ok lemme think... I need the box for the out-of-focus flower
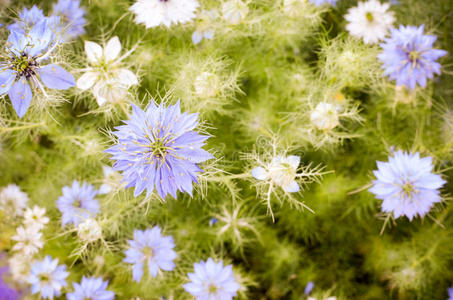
[7,5,45,34]
[192,10,218,45]
[11,226,43,256]
[105,101,214,199]
[183,258,240,300]
[52,0,86,41]
[67,276,115,300]
[123,226,177,282]
[448,286,453,300]
[27,256,69,299]
[129,0,199,28]
[378,25,447,90]
[77,36,138,107]
[193,72,220,98]
[23,206,49,230]
[0,184,29,217]
[77,218,102,243]
[57,181,100,226]
[310,102,340,131]
[0,266,21,300]
[8,254,30,283]
[98,165,122,194]
[305,281,315,295]
[345,0,395,44]
[222,0,249,25]
[369,151,446,220]
[309,0,337,6]
[252,155,301,193]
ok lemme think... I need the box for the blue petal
[38,64,75,90]
[0,68,16,94]
[8,77,32,118]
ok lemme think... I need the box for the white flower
[129,0,199,28]
[192,10,218,45]
[0,184,29,217]
[310,102,340,131]
[77,36,138,106]
[345,0,395,44]
[99,165,122,194]
[9,253,31,283]
[194,72,220,98]
[11,226,44,256]
[77,218,102,243]
[222,0,249,25]
[23,206,50,230]
[252,155,300,193]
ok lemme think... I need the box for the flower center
[365,12,374,22]
[402,182,415,198]
[73,198,82,208]
[149,137,169,160]
[39,273,51,284]
[208,283,218,294]
[11,53,38,79]
[409,50,420,64]
[142,246,154,260]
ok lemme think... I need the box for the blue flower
[7,5,45,34]
[67,276,115,300]
[27,256,69,299]
[105,101,214,199]
[0,19,75,118]
[378,25,447,90]
[448,287,453,300]
[369,150,446,220]
[0,266,21,300]
[309,0,338,6]
[183,258,240,300]
[304,281,314,295]
[52,0,86,41]
[57,181,100,226]
[123,226,177,282]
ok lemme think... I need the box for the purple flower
[123,226,177,282]
[7,5,45,34]
[0,266,21,300]
[105,101,214,199]
[448,286,453,300]
[304,281,314,295]
[52,0,86,41]
[27,256,68,299]
[67,276,115,300]
[369,150,446,220]
[0,19,75,118]
[309,0,338,6]
[57,181,100,226]
[378,25,447,90]
[183,258,240,300]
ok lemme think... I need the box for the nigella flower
[123,226,177,282]
[23,205,50,230]
[448,286,453,300]
[67,276,115,300]
[129,0,200,29]
[52,0,87,41]
[0,184,29,217]
[0,19,75,118]
[310,102,340,131]
[369,150,446,220]
[222,0,249,25]
[105,101,214,199]
[7,5,45,34]
[183,258,240,300]
[57,181,100,226]
[192,10,218,45]
[378,25,447,90]
[11,226,44,256]
[345,0,395,44]
[252,155,301,193]
[27,256,69,299]
[309,0,338,6]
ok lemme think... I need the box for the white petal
[76,72,98,90]
[85,41,103,64]
[115,69,138,86]
[252,167,268,180]
[104,36,122,62]
[282,180,300,193]
[93,82,108,106]
[286,155,300,171]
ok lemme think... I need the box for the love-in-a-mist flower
[183,258,240,300]
[105,101,214,199]
[378,25,447,90]
[52,0,86,41]
[252,155,301,193]
[11,226,44,256]
[77,218,102,243]
[310,102,340,131]
[0,19,75,118]
[448,287,453,300]
[57,181,100,226]
[23,205,49,230]
[77,36,138,107]
[129,0,199,28]
[222,0,249,25]
[8,254,30,283]
[27,256,68,299]
[67,276,115,300]
[369,151,446,220]
[123,226,177,282]
[345,0,395,44]
[309,0,338,6]
[8,5,45,34]
[98,165,122,194]
[192,10,218,45]
[0,184,28,217]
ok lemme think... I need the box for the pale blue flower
[8,5,45,34]
[27,256,68,299]
[0,19,75,118]
[67,276,115,300]
[57,181,100,226]
[309,0,338,6]
[52,0,86,41]
[183,258,240,300]
[305,281,314,295]
[378,25,447,90]
[0,265,21,300]
[448,287,453,300]
[105,101,214,199]
[369,150,446,220]
[123,226,177,282]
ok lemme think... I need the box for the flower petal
[104,36,121,62]
[0,68,16,94]
[37,64,75,90]
[252,167,268,180]
[76,71,98,90]
[115,68,138,86]
[8,77,32,118]
[85,41,103,64]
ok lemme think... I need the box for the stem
[0,122,45,133]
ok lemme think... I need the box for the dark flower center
[11,52,38,79]
[409,50,420,64]
[39,273,51,284]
